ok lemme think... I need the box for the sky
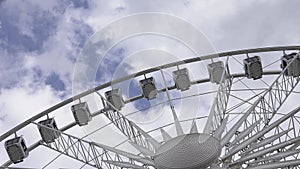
[0,0,300,168]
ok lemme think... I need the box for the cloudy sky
[0,0,300,168]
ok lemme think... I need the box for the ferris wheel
[1,45,300,169]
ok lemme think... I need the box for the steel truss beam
[221,54,300,164]
[227,106,300,168]
[33,122,153,169]
[98,93,160,153]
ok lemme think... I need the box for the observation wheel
[1,45,300,169]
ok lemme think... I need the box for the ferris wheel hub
[153,133,221,169]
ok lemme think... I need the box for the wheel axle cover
[154,133,221,169]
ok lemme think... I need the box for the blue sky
[0,0,300,168]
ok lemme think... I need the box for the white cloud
[0,51,25,88]
[0,84,61,134]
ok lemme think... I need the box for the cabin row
[4,53,300,164]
